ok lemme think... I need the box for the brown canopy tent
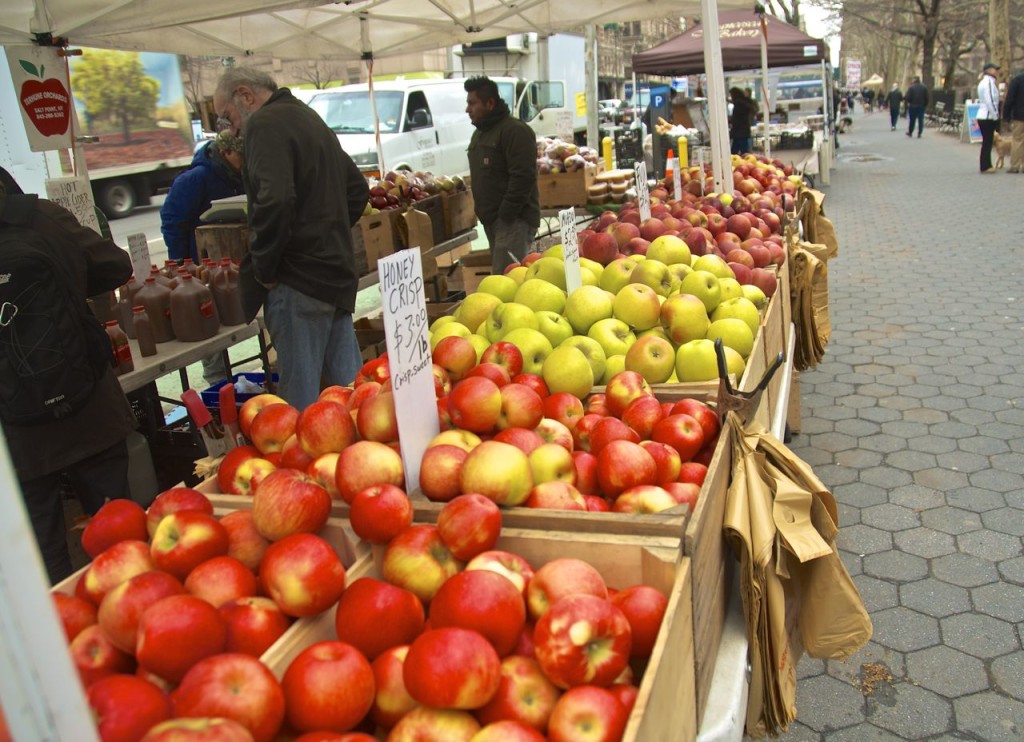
[632,10,828,75]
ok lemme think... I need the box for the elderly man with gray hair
[214,67,370,408]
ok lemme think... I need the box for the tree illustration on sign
[70,50,160,142]
[17,58,71,137]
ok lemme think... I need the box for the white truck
[453,33,588,142]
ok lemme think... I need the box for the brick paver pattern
[775,111,1024,740]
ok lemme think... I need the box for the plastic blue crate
[200,372,279,409]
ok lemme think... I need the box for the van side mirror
[409,109,432,128]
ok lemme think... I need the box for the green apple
[558,335,607,384]
[660,293,710,345]
[613,283,661,331]
[706,317,755,358]
[712,297,762,336]
[542,345,594,399]
[476,274,519,303]
[430,315,462,333]
[717,277,744,302]
[624,254,646,268]
[723,345,746,379]
[679,270,722,313]
[580,267,599,286]
[692,254,735,280]
[667,263,693,292]
[638,326,674,346]
[675,338,719,382]
[564,285,614,335]
[543,244,564,259]
[588,317,636,358]
[525,257,567,290]
[466,333,491,361]
[598,258,635,295]
[646,235,692,266]
[536,310,575,348]
[485,302,539,342]
[741,284,768,310]
[602,354,627,384]
[430,321,472,350]
[507,266,529,285]
[579,257,605,279]
[514,278,567,314]
[625,334,676,384]
[502,327,553,375]
[454,292,502,331]
[629,259,675,297]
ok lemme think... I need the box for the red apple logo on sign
[18,59,71,137]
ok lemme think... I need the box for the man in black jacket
[905,77,929,138]
[214,68,370,408]
[1004,69,1024,173]
[886,84,904,131]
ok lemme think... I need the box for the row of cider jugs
[116,257,246,347]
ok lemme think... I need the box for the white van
[308,79,475,177]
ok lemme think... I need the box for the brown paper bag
[797,188,839,259]
[789,242,831,371]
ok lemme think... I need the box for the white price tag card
[45,176,101,236]
[379,249,439,487]
[634,162,651,222]
[671,158,682,201]
[126,233,151,282]
[696,150,706,196]
[558,208,582,296]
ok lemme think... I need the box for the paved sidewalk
[776,112,1024,739]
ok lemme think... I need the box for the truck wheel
[98,180,136,219]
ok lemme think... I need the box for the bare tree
[763,0,803,27]
[290,60,343,89]
[179,55,221,126]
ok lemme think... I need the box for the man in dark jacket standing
[1003,69,1024,173]
[214,68,369,409]
[905,77,929,138]
[0,167,135,583]
[886,83,904,131]
[464,77,540,275]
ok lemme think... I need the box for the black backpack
[0,200,111,425]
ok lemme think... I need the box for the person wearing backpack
[0,167,136,584]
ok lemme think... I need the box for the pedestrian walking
[905,77,928,138]
[886,83,904,131]
[977,62,1001,173]
[1001,68,1023,172]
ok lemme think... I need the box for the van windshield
[309,91,405,134]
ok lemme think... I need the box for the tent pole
[819,58,830,185]
[759,14,771,158]
[585,25,599,148]
[700,0,731,194]
[360,14,385,176]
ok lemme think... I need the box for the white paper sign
[4,46,73,152]
[558,208,582,296]
[45,177,101,236]
[126,233,151,282]
[634,162,651,222]
[379,249,439,488]
[671,158,682,201]
[554,110,574,142]
[696,150,706,196]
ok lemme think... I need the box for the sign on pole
[558,208,582,296]
[845,59,862,88]
[45,176,101,235]
[126,233,152,281]
[4,45,73,152]
[634,162,651,222]
[378,249,439,488]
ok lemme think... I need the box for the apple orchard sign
[5,45,73,152]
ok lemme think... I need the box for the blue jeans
[264,283,361,409]
[907,106,925,136]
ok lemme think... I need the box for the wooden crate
[442,189,477,237]
[458,249,494,294]
[260,529,698,741]
[538,165,598,209]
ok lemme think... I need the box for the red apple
[526,558,607,620]
[430,570,526,656]
[663,481,701,510]
[81,539,156,605]
[449,376,503,434]
[140,717,255,741]
[347,380,381,411]
[535,594,631,689]
[583,494,611,512]
[336,440,406,505]
[238,394,287,439]
[497,383,544,430]
[307,453,343,500]
[678,461,709,486]
[525,481,587,511]
[70,624,135,686]
[609,682,639,715]
[581,232,619,265]
[611,485,677,514]
[542,392,585,431]
[547,685,628,741]
[603,371,653,417]
[279,434,316,471]
[572,451,599,495]
[588,417,640,456]
[381,525,461,603]
[481,341,525,378]
[150,511,231,580]
[260,533,347,617]
[335,577,424,661]
[418,444,469,502]
[252,469,331,541]
[220,596,292,657]
[403,628,501,709]
[651,413,706,462]
[534,418,574,452]
[249,403,300,455]
[146,487,214,537]
[459,440,534,507]
[493,427,546,455]
[136,594,227,683]
[98,570,185,653]
[87,675,172,742]
[465,551,535,598]
[639,440,682,484]
[296,400,356,458]
[350,484,413,543]
[606,222,641,251]
[511,373,549,399]
[53,592,97,643]
[387,707,480,740]
[355,391,399,443]
[437,494,502,560]
[432,363,452,397]
[670,398,720,443]
[609,585,668,658]
[571,413,603,453]
[229,457,277,497]
[219,510,271,573]
[370,646,419,730]
[466,362,512,388]
[217,445,262,494]
[476,655,560,731]
[172,653,286,742]
[433,335,479,382]
[318,384,354,406]
[282,641,375,733]
[596,440,658,498]
[81,499,148,558]
[473,720,547,741]
[185,555,259,607]
[620,395,665,440]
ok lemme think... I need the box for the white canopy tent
[0,3,751,739]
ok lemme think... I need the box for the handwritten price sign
[46,177,102,236]
[671,158,682,201]
[126,233,152,281]
[634,162,651,222]
[379,249,439,486]
[558,208,582,296]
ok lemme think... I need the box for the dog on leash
[993,131,1011,169]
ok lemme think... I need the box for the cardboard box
[412,194,447,246]
[442,188,477,236]
[538,163,599,208]
[355,211,397,271]
[396,208,438,280]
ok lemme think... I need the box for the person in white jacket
[977,62,1002,173]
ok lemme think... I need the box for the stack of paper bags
[723,411,871,738]
[789,241,831,370]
